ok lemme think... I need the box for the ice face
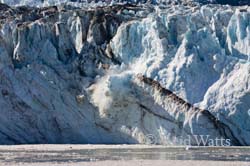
[0,3,249,145]
[0,0,249,7]
[107,5,250,145]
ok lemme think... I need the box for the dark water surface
[0,146,250,163]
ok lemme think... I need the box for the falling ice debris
[76,94,85,104]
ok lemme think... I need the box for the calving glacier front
[0,2,249,145]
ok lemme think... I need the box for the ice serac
[1,0,250,7]
[0,2,249,145]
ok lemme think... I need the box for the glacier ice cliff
[1,0,249,7]
[0,2,250,145]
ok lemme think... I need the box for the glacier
[0,2,249,145]
[1,0,249,7]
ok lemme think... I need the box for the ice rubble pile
[0,2,249,145]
